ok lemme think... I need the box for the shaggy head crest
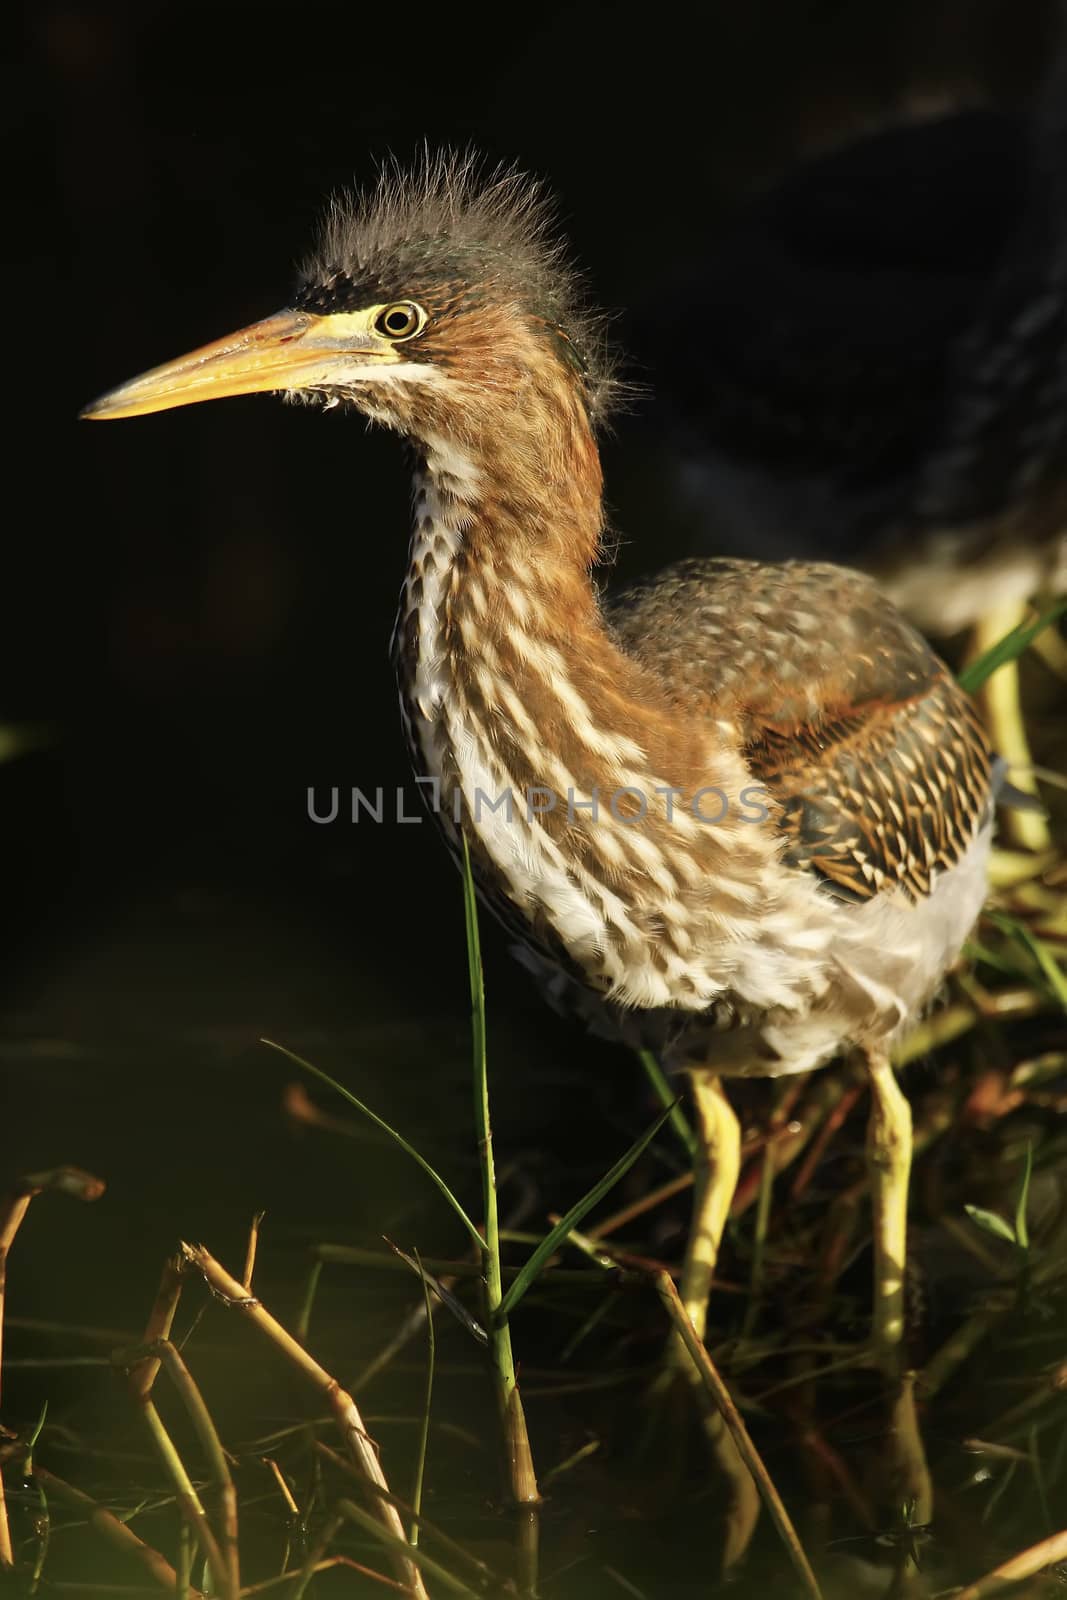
[294,151,619,422]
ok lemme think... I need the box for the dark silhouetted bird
[631,95,1067,630]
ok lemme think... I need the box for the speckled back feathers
[608,557,995,906]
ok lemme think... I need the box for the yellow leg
[971,600,1050,853]
[672,1071,756,1570]
[680,1071,742,1341]
[865,1049,912,1371]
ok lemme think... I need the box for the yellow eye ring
[374,302,426,340]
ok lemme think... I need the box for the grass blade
[460,836,539,1503]
[958,598,1067,692]
[964,1204,1016,1245]
[1015,1141,1033,1255]
[260,1039,484,1252]
[461,838,498,1316]
[410,1250,435,1546]
[499,1099,677,1317]
[986,913,1067,1009]
[636,1049,697,1157]
[385,1237,487,1345]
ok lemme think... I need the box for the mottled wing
[608,557,995,904]
[746,682,993,902]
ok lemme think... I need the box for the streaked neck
[390,401,776,1012]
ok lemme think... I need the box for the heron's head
[82,154,616,446]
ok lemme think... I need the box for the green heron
[634,84,1067,851]
[82,156,997,1367]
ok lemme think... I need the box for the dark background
[1,0,1059,1320]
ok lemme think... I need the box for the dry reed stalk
[31,1463,201,1595]
[655,1270,825,1600]
[152,1339,240,1596]
[262,1455,299,1517]
[0,1168,106,1409]
[336,1497,483,1598]
[957,1524,1067,1599]
[243,1211,266,1291]
[790,1083,865,1201]
[133,1388,230,1592]
[128,1254,184,1403]
[313,1440,500,1591]
[316,1242,613,1288]
[589,1172,693,1242]
[180,1240,428,1599]
[116,1254,234,1594]
[0,1166,105,1570]
[244,1554,410,1595]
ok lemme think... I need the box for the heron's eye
[375,302,425,340]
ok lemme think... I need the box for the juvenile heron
[83,156,996,1366]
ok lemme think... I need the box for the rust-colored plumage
[82,152,998,1360]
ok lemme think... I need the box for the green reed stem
[958,597,1067,691]
[410,1250,435,1545]
[637,1049,697,1157]
[461,836,539,1505]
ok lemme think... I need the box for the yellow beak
[80,309,395,420]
